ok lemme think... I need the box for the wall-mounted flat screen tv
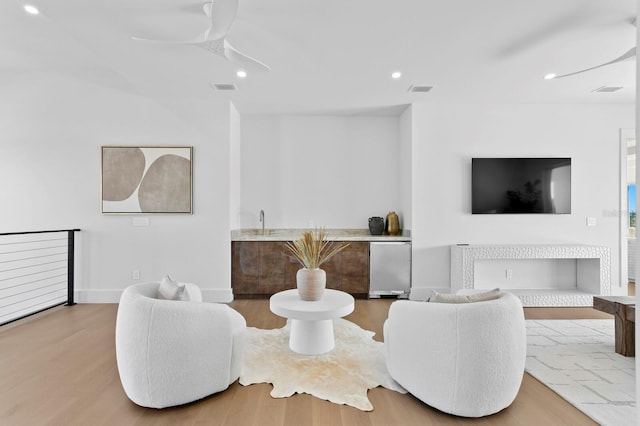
[472,158,571,214]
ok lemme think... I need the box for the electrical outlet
[132,217,150,227]
[132,270,140,280]
[505,269,513,279]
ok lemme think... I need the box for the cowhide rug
[239,318,406,411]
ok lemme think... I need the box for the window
[629,184,636,238]
[627,136,636,239]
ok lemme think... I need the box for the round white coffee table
[269,289,355,355]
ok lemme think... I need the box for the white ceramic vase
[296,268,326,301]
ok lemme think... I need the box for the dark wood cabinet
[231,242,289,297]
[321,242,369,297]
[232,241,369,298]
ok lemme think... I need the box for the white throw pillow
[157,274,186,300]
[429,288,502,303]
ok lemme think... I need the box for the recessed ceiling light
[236,70,247,79]
[544,73,557,80]
[24,4,39,15]
[391,71,402,79]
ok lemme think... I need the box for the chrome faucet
[259,209,265,234]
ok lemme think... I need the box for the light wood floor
[0,300,614,426]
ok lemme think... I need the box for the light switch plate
[586,217,597,227]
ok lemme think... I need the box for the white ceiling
[1,0,637,115]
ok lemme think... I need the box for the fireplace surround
[451,244,611,307]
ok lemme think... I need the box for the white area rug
[526,320,636,426]
[239,319,406,411]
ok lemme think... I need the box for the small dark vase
[368,217,385,235]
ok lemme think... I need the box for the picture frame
[101,146,193,214]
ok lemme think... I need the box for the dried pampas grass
[284,228,349,269]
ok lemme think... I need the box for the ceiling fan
[548,46,635,79]
[133,0,270,72]
[547,18,635,79]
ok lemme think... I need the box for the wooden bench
[593,296,635,357]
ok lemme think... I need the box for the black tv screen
[472,158,571,214]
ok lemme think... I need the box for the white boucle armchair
[115,282,246,409]
[383,291,526,417]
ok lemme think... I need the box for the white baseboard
[201,288,235,303]
[75,288,235,304]
[75,290,121,303]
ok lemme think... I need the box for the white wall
[0,76,237,302]
[635,16,639,423]
[2,74,633,304]
[410,102,635,300]
[240,115,408,229]
[399,106,413,229]
[229,103,242,230]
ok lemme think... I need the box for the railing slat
[0,229,79,325]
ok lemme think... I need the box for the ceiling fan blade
[132,30,207,45]
[552,46,636,79]
[132,0,270,72]
[204,0,239,40]
[223,39,270,72]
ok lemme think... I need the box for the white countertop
[231,228,411,242]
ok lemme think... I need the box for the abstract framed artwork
[101,146,193,214]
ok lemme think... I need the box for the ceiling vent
[210,83,238,91]
[408,85,433,93]
[592,86,623,93]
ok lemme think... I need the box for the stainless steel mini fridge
[369,242,411,298]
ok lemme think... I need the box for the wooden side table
[593,296,635,357]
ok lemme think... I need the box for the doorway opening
[621,129,635,295]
